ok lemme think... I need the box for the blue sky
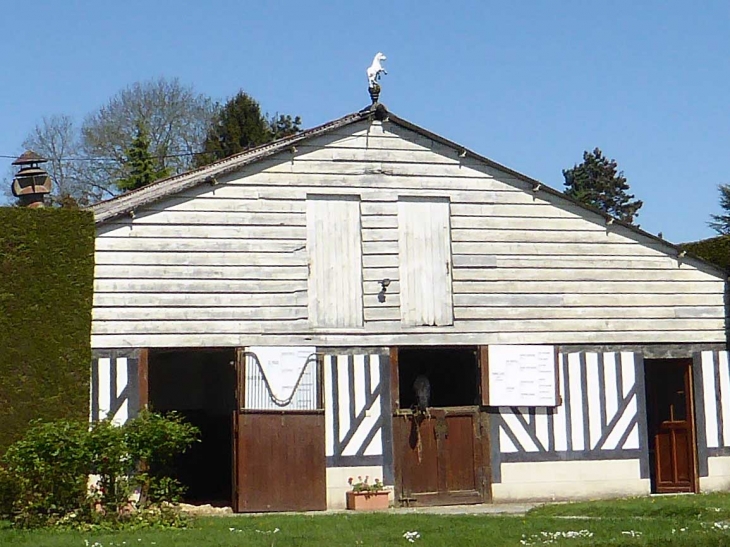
[2,1,728,243]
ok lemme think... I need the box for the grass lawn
[3,494,730,546]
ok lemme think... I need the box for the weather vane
[366,52,387,104]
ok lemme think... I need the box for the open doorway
[644,358,697,493]
[148,348,236,506]
[392,346,490,506]
[397,347,480,409]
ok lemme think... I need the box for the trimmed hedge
[680,235,730,272]
[0,208,95,455]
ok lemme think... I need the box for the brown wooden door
[234,411,326,512]
[645,359,697,493]
[393,407,490,506]
[232,349,326,512]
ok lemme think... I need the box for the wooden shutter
[398,197,454,326]
[307,195,363,327]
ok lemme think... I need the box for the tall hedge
[0,208,95,455]
[680,235,730,272]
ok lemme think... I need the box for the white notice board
[487,345,558,406]
[245,346,317,410]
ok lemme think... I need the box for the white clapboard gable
[90,107,727,349]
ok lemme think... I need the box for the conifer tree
[708,184,730,235]
[563,148,643,224]
[116,123,169,191]
[195,91,301,167]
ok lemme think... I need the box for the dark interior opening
[398,347,479,409]
[148,348,236,506]
[644,358,695,493]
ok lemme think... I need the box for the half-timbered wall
[92,119,727,349]
[491,351,650,500]
[695,350,730,491]
[322,349,393,508]
[90,350,141,425]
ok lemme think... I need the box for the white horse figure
[367,52,387,87]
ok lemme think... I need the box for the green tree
[708,184,730,235]
[195,91,301,167]
[116,123,169,192]
[563,148,643,224]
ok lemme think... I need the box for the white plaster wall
[700,456,730,492]
[326,466,392,509]
[492,460,650,501]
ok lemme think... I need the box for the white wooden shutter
[398,197,454,326]
[307,195,363,327]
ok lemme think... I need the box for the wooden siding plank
[92,329,728,350]
[453,293,723,307]
[92,317,725,336]
[126,210,306,226]
[94,279,308,293]
[98,224,306,240]
[452,267,722,282]
[95,251,305,267]
[94,265,307,280]
[93,292,307,307]
[453,306,726,321]
[93,307,308,321]
[95,238,306,253]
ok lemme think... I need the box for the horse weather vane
[366,52,387,104]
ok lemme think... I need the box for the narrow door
[391,347,491,506]
[645,359,697,493]
[233,347,326,512]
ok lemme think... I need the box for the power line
[0,151,206,162]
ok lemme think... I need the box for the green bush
[0,208,95,455]
[0,464,18,519]
[1,411,199,529]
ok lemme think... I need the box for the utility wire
[0,151,206,162]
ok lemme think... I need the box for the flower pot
[346,490,390,511]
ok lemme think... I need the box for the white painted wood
[568,353,585,451]
[398,197,454,326]
[92,117,727,350]
[93,292,307,308]
[553,354,568,451]
[719,352,730,447]
[586,353,602,449]
[93,306,308,321]
[603,353,618,421]
[703,351,720,448]
[307,196,363,327]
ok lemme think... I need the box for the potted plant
[346,476,390,510]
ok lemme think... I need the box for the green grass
[3,494,730,547]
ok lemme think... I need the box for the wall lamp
[378,278,391,303]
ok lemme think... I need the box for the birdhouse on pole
[11,151,52,208]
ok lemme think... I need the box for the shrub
[1,411,199,529]
[0,464,18,519]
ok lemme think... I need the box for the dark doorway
[148,348,236,506]
[392,347,491,506]
[397,347,480,410]
[644,358,697,493]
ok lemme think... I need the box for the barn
[89,102,730,511]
